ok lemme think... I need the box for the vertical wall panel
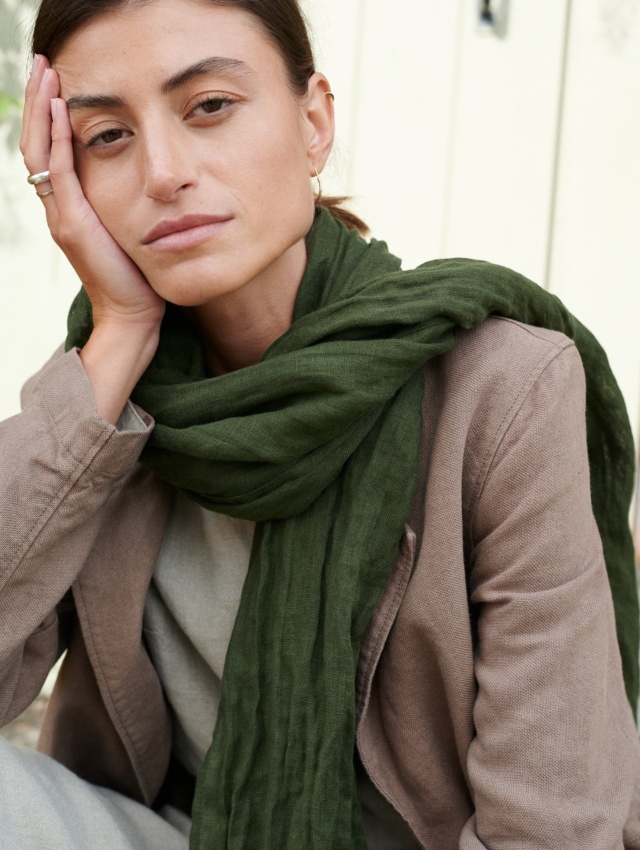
[548,0,640,443]
[443,0,569,284]
[347,2,464,269]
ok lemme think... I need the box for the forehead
[53,0,285,96]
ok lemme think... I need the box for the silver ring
[27,170,51,186]
[36,188,54,198]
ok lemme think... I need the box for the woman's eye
[191,97,233,117]
[86,128,129,148]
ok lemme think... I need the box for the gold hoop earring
[313,166,323,203]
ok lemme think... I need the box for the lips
[141,213,231,246]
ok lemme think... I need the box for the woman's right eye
[85,127,131,148]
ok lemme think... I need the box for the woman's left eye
[190,97,234,117]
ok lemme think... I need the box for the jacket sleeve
[461,342,640,849]
[0,348,153,726]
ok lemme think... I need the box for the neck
[185,238,307,376]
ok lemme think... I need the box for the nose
[140,121,197,202]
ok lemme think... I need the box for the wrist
[79,320,162,424]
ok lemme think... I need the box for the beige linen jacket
[1,317,640,849]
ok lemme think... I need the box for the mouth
[141,214,232,251]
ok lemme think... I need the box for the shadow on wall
[0,0,35,145]
[0,0,36,245]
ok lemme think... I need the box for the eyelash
[83,96,236,149]
[191,95,235,117]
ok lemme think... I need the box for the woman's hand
[20,56,166,423]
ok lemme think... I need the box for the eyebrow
[66,56,253,112]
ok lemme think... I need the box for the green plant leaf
[0,92,21,119]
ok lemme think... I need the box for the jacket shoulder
[426,315,582,458]
[414,316,584,541]
[442,315,576,390]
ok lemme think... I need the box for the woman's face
[54,0,333,307]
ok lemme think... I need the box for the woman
[2,0,640,847]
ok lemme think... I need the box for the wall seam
[543,0,574,290]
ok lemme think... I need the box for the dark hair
[31,0,369,235]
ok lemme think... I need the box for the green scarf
[66,207,638,849]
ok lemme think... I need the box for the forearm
[79,321,160,424]
[0,349,153,720]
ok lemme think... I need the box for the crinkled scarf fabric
[66,207,638,849]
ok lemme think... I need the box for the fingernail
[51,98,58,119]
[30,54,42,78]
[39,67,51,90]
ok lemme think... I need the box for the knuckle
[58,230,76,248]
[56,222,76,247]
[47,164,69,182]
[51,123,71,145]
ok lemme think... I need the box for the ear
[303,72,335,175]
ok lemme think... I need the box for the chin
[144,265,244,307]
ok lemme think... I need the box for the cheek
[238,102,311,187]
[79,166,136,248]
[244,132,312,221]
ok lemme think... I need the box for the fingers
[20,53,45,154]
[21,58,59,203]
[20,58,163,331]
[21,55,54,160]
[49,97,90,225]
[48,95,125,274]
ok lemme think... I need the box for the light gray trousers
[0,737,190,850]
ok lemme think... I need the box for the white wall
[548,0,640,448]
[303,0,570,279]
[0,140,80,421]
